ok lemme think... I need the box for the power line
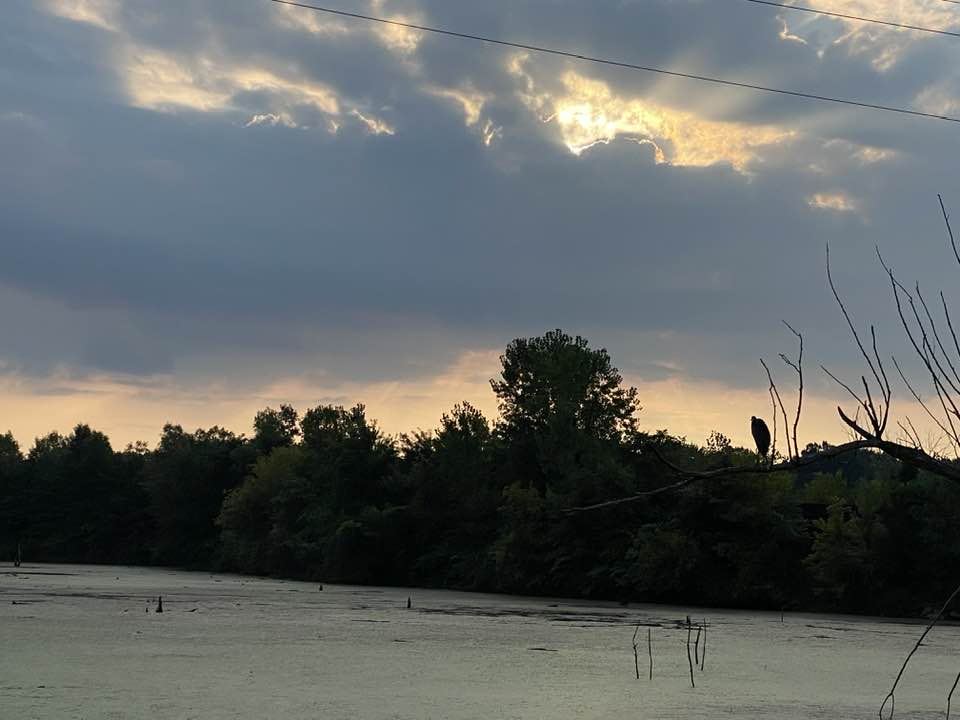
[741,0,960,39]
[269,0,960,125]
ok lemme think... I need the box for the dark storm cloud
[1,0,958,393]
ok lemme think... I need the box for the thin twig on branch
[948,668,960,720]
[878,250,960,453]
[837,408,960,479]
[892,356,957,455]
[779,321,804,459]
[827,244,887,413]
[762,359,792,461]
[880,578,960,720]
[941,291,960,386]
[823,245,891,438]
[563,441,877,513]
[916,284,960,394]
[942,193,959,268]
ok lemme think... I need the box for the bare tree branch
[891,356,958,455]
[871,326,892,435]
[780,321,803,458]
[768,379,779,462]
[564,440,876,513]
[941,291,960,385]
[942,193,959,268]
[837,408,960,478]
[821,364,866,407]
[880,578,960,720]
[877,251,960,453]
[827,244,886,403]
[896,420,921,450]
[904,417,923,452]
[761,359,792,461]
[916,284,960,393]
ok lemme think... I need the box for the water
[1,564,956,719]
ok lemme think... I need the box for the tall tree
[490,330,643,595]
[405,402,499,587]
[144,424,251,565]
[492,329,640,444]
[0,431,24,560]
[253,404,300,456]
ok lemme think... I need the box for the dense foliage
[3,330,960,617]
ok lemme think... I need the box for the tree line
[2,329,959,617]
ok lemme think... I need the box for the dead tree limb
[916,284,960,395]
[879,578,960,719]
[892,356,957,455]
[780,321,804,459]
[766,367,779,462]
[878,250,960,453]
[827,244,889,431]
[837,409,960,479]
[948,669,960,720]
[761,359,792,461]
[896,420,923,451]
[942,194,959,268]
[564,440,877,513]
[565,201,960,517]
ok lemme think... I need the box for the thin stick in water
[632,623,641,680]
[700,619,707,672]
[694,625,702,666]
[648,627,653,680]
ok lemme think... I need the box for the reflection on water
[0,564,956,719]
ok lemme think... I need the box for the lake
[1,564,956,719]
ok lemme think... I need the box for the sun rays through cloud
[5,0,959,449]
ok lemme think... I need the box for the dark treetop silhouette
[4,321,960,619]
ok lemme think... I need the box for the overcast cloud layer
[2,0,959,448]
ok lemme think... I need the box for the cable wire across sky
[269,0,960,125]
[740,0,960,39]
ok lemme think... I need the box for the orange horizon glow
[0,350,933,455]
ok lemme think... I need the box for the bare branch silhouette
[779,321,804,459]
[880,578,960,719]
[761,359,792,461]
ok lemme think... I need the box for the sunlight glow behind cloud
[42,0,119,31]
[426,85,489,127]
[808,192,858,212]
[9,0,959,453]
[511,61,794,170]
[124,53,342,117]
[782,0,960,70]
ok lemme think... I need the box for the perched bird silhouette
[751,416,771,460]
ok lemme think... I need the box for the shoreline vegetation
[3,330,960,619]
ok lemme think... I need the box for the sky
[2,0,960,451]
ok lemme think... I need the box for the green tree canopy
[253,404,300,455]
[492,329,640,443]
